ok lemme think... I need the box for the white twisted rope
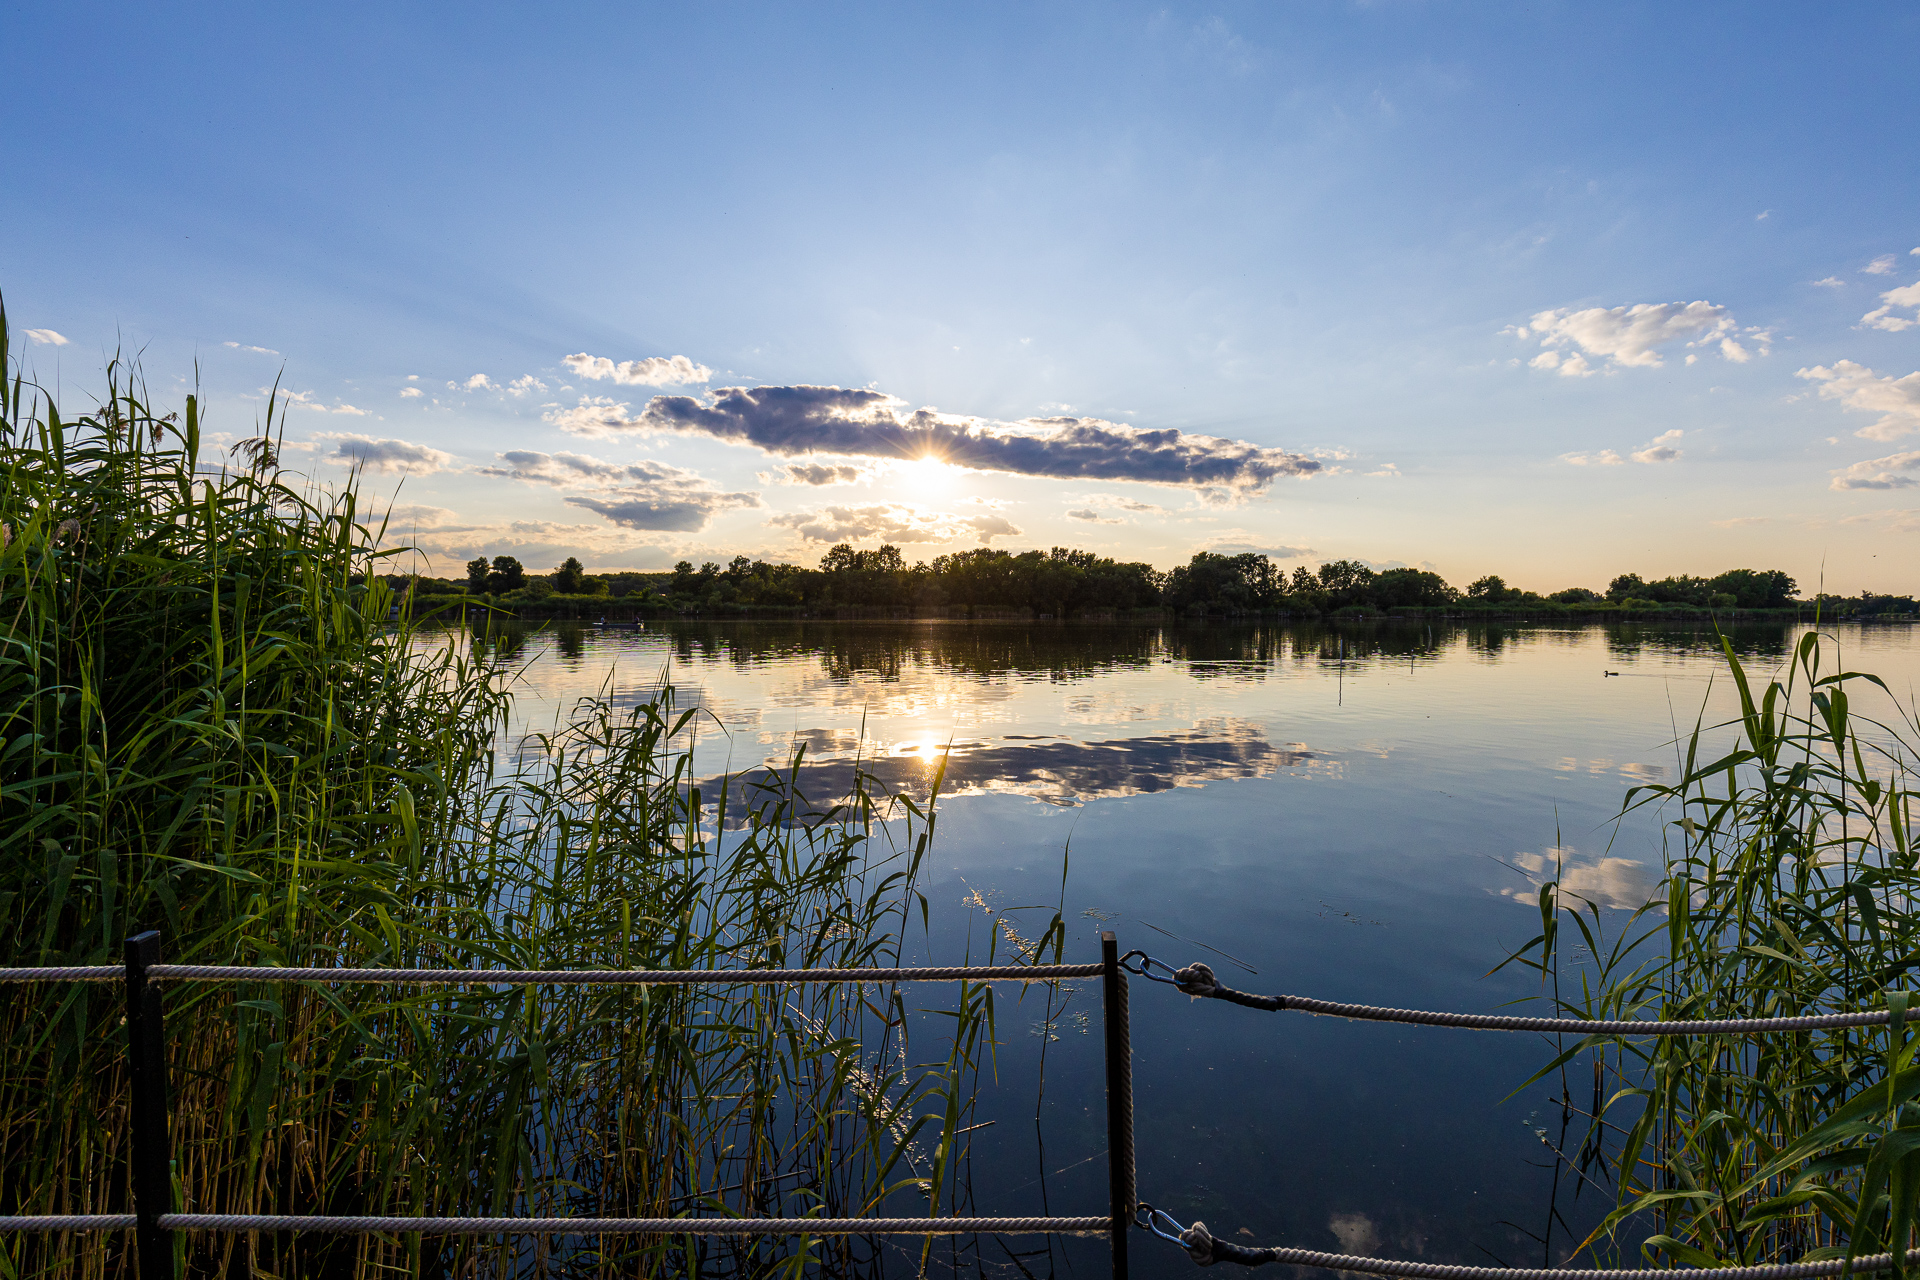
[157,1214,1108,1236]
[0,963,1100,986]
[1278,992,1890,1035]
[0,966,121,982]
[1169,1221,1920,1277]
[0,1213,1106,1236]
[1161,961,1894,1035]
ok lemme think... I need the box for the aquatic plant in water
[1512,631,1920,1269]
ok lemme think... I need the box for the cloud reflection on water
[707,716,1317,812]
[1501,846,1658,912]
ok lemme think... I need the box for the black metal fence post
[1101,931,1133,1280]
[125,930,174,1280]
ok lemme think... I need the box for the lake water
[472,618,1920,1277]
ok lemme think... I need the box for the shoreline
[411,600,1917,626]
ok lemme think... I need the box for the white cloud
[965,514,1021,541]
[1864,255,1898,275]
[508,375,548,396]
[1366,462,1402,477]
[315,432,454,475]
[1066,508,1123,524]
[567,489,761,533]
[1813,277,1846,288]
[1531,350,1593,377]
[767,502,1023,546]
[222,340,280,355]
[1563,431,1683,466]
[1196,537,1315,559]
[1063,493,1168,515]
[481,449,701,491]
[1797,361,1920,441]
[378,503,459,528]
[562,352,713,386]
[762,462,875,486]
[1838,507,1920,535]
[1521,301,1763,372]
[1631,429,1684,464]
[478,449,760,533]
[23,329,69,346]
[1830,450,1920,491]
[399,387,424,398]
[402,518,681,566]
[262,387,366,415]
[1862,281,1920,333]
[462,374,495,391]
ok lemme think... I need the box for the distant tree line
[379,546,1915,619]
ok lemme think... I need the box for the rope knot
[1179,1219,1218,1266]
[1173,962,1220,998]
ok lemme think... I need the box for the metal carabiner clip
[1117,950,1184,987]
[1133,1202,1189,1245]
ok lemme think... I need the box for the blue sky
[7,2,1919,593]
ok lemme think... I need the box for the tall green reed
[1512,630,1920,1270]
[0,302,1035,1277]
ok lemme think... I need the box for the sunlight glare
[895,454,956,494]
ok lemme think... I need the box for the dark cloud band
[549,385,1320,495]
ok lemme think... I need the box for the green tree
[1373,568,1456,608]
[1643,574,1712,606]
[553,556,586,593]
[1606,573,1645,601]
[1164,552,1284,613]
[1466,574,1510,602]
[1707,568,1797,609]
[466,557,490,593]
[1285,565,1330,612]
[1316,559,1373,594]
[818,544,907,606]
[487,555,525,593]
[1316,559,1377,608]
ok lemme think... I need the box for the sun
[896,453,957,494]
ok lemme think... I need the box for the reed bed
[0,306,1026,1278]
[1515,631,1920,1270]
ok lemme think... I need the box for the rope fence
[9,935,1911,1277]
[0,1214,1107,1237]
[0,930,1133,1280]
[1121,954,1897,1035]
[0,962,1103,986]
[1140,1212,1920,1279]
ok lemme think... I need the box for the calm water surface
[473,619,1920,1277]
